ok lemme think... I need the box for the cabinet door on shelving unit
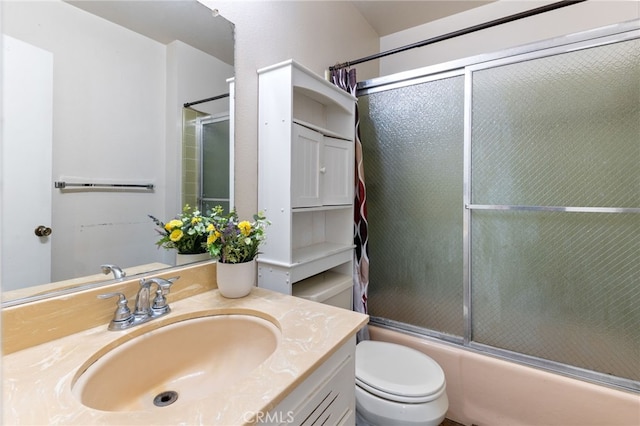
[323,136,354,206]
[292,123,323,208]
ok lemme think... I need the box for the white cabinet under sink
[266,336,356,425]
[257,59,356,300]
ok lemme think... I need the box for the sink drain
[153,390,178,407]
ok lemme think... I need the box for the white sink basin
[72,313,280,412]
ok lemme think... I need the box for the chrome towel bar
[54,181,154,190]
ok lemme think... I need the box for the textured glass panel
[359,76,465,336]
[182,108,206,208]
[472,39,640,207]
[358,31,639,389]
[202,119,230,199]
[471,211,640,380]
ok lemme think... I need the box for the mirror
[1,0,234,304]
[183,109,232,214]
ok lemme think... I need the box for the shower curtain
[331,67,370,341]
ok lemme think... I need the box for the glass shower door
[468,37,640,384]
[357,25,639,391]
[197,115,230,214]
[359,74,466,340]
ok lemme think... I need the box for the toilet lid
[355,341,446,404]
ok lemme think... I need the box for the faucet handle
[98,292,134,330]
[142,276,179,294]
[151,288,171,315]
[145,277,179,315]
[159,276,179,294]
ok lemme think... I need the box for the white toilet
[355,340,449,426]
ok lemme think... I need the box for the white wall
[200,0,380,218]
[379,0,640,77]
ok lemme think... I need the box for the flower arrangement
[206,206,270,264]
[149,204,210,254]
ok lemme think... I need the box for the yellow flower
[165,219,183,231]
[169,229,183,242]
[238,221,252,236]
[206,224,214,232]
[207,231,221,245]
[191,216,202,225]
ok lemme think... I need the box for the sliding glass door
[358,22,639,391]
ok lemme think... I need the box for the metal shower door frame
[196,113,231,213]
[358,20,640,392]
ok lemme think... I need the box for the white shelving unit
[257,59,356,302]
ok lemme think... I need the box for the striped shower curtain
[331,68,370,341]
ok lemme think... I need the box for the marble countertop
[3,287,368,425]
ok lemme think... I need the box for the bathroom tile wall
[181,108,208,208]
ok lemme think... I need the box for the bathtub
[369,325,639,426]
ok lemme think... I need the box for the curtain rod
[329,0,586,71]
[183,93,229,108]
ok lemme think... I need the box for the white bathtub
[368,325,639,426]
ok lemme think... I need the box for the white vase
[216,259,256,298]
[175,252,211,266]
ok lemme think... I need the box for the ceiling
[65,0,235,65]
[350,1,495,36]
[64,0,494,65]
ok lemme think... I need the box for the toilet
[355,340,449,426]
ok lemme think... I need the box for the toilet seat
[356,341,446,404]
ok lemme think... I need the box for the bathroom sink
[71,313,280,412]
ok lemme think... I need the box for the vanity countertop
[2,287,368,425]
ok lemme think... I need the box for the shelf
[293,119,351,141]
[293,204,352,213]
[259,246,353,288]
[292,271,353,309]
[258,58,355,296]
[293,242,354,265]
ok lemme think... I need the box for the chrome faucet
[101,264,126,280]
[98,276,179,331]
[134,277,177,318]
